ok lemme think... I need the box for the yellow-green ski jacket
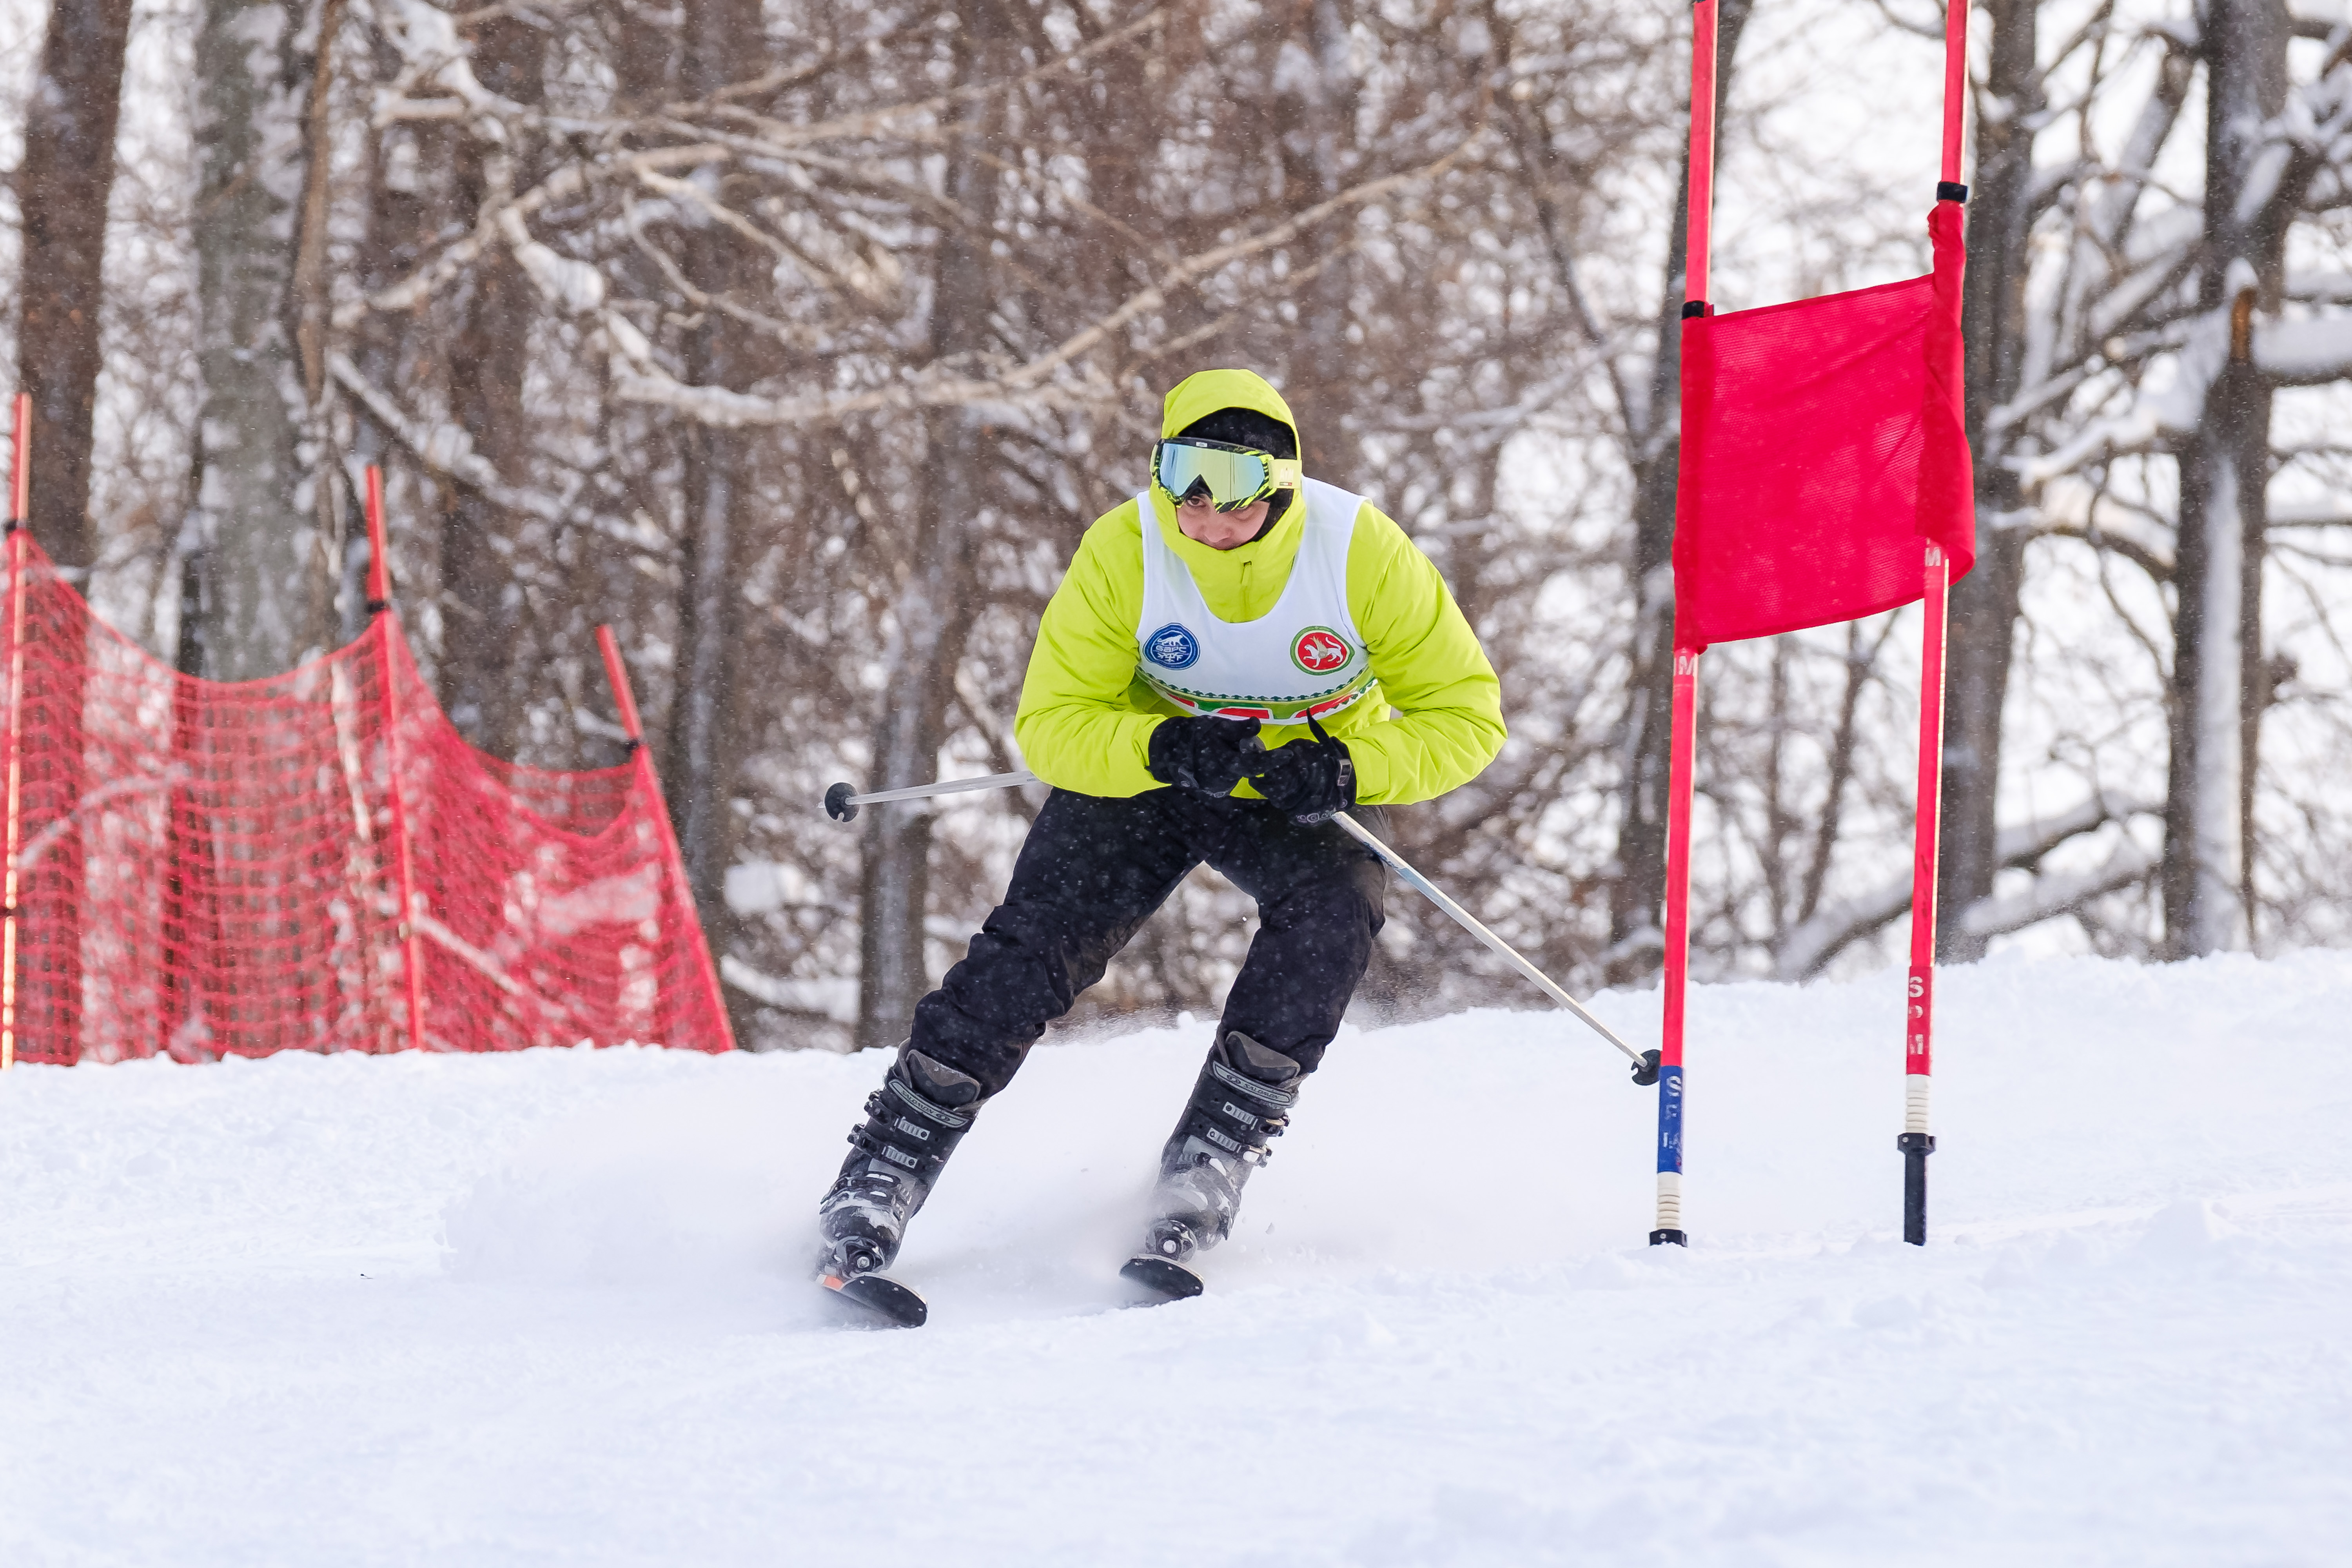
[1013,369,1506,805]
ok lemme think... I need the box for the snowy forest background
[1,0,2348,1052]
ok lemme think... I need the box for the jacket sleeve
[1012,508,1167,797]
[1343,505,1506,805]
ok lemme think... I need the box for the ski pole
[820,766,1657,1083]
[823,769,1040,821]
[1325,812,1655,1081]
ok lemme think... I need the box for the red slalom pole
[598,626,736,1053]
[1899,0,1969,1245]
[1685,0,1720,309]
[365,468,428,1054]
[1652,646,1700,1245]
[1651,0,1720,1249]
[1940,0,1970,186]
[1901,546,1951,1242]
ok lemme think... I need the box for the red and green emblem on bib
[1291,626,1352,675]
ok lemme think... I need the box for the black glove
[1148,716,1265,795]
[1249,714,1355,824]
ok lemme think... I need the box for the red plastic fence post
[366,468,428,1054]
[1652,646,1700,1244]
[597,625,735,1053]
[2,394,29,1071]
[1901,544,1951,1243]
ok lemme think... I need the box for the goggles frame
[1152,438,1303,513]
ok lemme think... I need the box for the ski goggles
[1152,439,1302,512]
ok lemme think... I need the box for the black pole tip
[824,782,860,823]
[1649,1229,1688,1247]
[1632,1048,1662,1087]
[1898,1132,1936,1245]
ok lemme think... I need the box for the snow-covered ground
[4,953,2349,1566]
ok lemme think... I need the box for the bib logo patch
[1291,626,1352,674]
[1145,623,1200,670]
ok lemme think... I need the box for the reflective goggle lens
[1153,440,1298,512]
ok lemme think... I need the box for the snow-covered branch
[2271,501,2352,527]
[2016,298,2234,489]
[2253,314,2352,384]
[1959,837,2158,940]
[332,146,726,330]
[327,352,572,522]
[1773,795,2161,980]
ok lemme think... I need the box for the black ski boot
[1121,1030,1301,1300]
[816,1047,986,1327]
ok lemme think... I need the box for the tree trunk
[289,0,346,617]
[11,0,134,1066]
[1263,0,1358,464]
[436,18,544,756]
[192,0,332,680]
[1935,0,2042,961]
[13,0,135,571]
[661,0,767,1039]
[853,0,1004,1053]
[1603,0,1752,983]
[2162,0,2288,958]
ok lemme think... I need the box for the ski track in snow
[4,953,2350,1566]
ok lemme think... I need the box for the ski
[1120,1254,1205,1300]
[819,1269,928,1328]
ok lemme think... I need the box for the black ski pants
[907,788,1391,1097]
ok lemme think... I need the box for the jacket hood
[1160,369,1302,467]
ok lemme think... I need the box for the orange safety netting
[0,534,731,1065]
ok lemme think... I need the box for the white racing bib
[1134,478,1377,724]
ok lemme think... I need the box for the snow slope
[4,953,2350,1566]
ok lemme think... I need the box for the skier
[818,368,1506,1321]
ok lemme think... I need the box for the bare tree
[12,0,135,569]
[1936,0,2052,961]
[659,0,773,1051]
[1599,0,1755,985]
[432,14,545,755]
[2161,0,2290,955]
[191,0,334,679]
[855,0,1011,1051]
[1996,1,2352,958]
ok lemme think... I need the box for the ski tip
[820,1270,927,1328]
[1120,1254,1205,1301]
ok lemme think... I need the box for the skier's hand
[1148,715,1266,795]
[1249,715,1356,824]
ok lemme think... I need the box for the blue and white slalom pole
[1653,646,1701,1245]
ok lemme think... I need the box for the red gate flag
[1672,201,1976,650]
